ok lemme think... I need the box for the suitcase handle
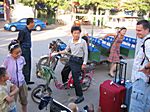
[114,60,127,85]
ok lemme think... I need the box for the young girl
[2,40,28,112]
[102,27,127,77]
[0,67,18,112]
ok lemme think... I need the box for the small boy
[0,67,18,112]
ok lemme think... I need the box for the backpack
[141,37,150,65]
[141,37,150,84]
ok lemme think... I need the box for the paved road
[0,25,135,112]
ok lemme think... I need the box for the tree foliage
[75,0,120,10]
[121,0,150,16]
[19,0,63,24]
[20,0,150,17]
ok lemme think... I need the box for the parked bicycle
[36,39,67,74]
[32,39,95,104]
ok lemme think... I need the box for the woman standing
[102,27,127,77]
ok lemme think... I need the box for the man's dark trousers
[61,57,83,97]
[22,48,31,84]
[61,63,71,84]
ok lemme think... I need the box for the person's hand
[6,95,14,103]
[82,64,86,70]
[139,67,150,76]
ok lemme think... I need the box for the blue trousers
[9,107,17,112]
[129,78,150,112]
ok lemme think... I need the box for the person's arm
[5,95,14,103]
[2,57,8,69]
[139,39,150,76]
[139,62,150,76]
[81,40,88,69]
[58,41,71,54]
[58,50,67,54]
[0,91,14,104]
[10,84,19,97]
[102,33,116,40]
[17,30,25,43]
[83,41,88,65]
[145,62,150,69]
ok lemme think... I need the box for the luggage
[114,80,132,111]
[124,81,132,110]
[99,61,127,112]
[100,80,126,112]
[114,60,132,111]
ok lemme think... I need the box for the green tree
[122,0,150,17]
[73,0,120,15]
[20,0,62,24]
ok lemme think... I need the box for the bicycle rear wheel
[36,56,57,76]
[81,75,92,91]
[38,57,57,69]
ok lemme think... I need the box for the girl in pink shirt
[3,40,28,112]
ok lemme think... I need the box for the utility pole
[91,16,94,36]
[33,0,36,18]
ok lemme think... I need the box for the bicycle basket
[36,66,55,81]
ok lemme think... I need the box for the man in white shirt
[130,20,150,112]
[58,26,88,104]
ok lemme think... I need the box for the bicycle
[36,39,67,74]
[32,39,95,104]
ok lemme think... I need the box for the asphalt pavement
[0,24,135,112]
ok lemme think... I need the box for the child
[68,102,78,112]
[0,67,18,112]
[2,40,28,112]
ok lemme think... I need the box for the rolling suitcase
[114,60,132,111]
[124,81,132,111]
[99,61,127,112]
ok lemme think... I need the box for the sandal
[108,73,114,78]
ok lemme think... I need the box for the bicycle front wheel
[31,84,52,104]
